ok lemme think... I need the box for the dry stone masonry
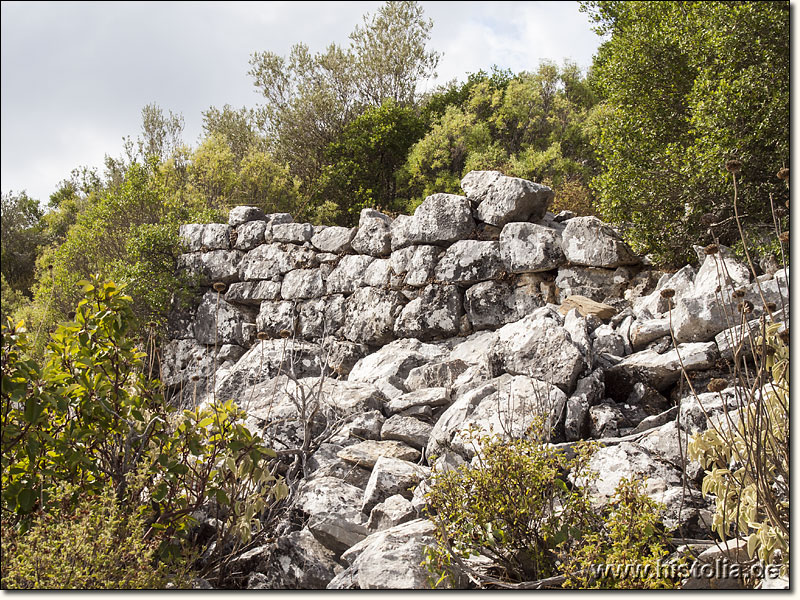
[163,170,789,589]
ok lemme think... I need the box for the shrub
[1,481,189,589]
[1,277,286,585]
[423,430,678,589]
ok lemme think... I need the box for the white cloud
[1,1,600,202]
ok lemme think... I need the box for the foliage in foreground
[1,279,286,587]
[423,433,677,589]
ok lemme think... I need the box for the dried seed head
[778,327,789,344]
[191,374,200,382]
[779,231,789,244]
[212,282,227,293]
[725,159,742,174]
[660,288,675,299]
[707,378,728,393]
[777,167,789,181]
[47,264,54,271]
[765,302,777,312]
[775,207,787,218]
[257,331,269,341]
[715,285,722,294]
[704,243,719,255]
[732,288,746,299]
[279,329,291,339]
[738,300,754,314]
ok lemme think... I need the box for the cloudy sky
[1,1,603,203]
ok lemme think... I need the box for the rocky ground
[161,170,789,589]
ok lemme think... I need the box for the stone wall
[162,170,789,589]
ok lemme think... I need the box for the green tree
[581,0,789,265]
[319,100,427,223]
[248,1,440,214]
[202,104,268,164]
[1,191,44,297]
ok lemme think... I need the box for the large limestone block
[311,226,357,253]
[499,222,565,272]
[464,280,543,330]
[561,216,639,268]
[228,205,267,226]
[555,266,632,303]
[281,268,325,300]
[178,250,243,285]
[393,284,462,340]
[193,290,253,346]
[427,375,568,460]
[328,519,437,589]
[433,240,504,285]
[239,243,317,281]
[361,457,430,514]
[351,215,392,257]
[180,223,231,252]
[327,255,376,294]
[233,220,268,251]
[494,311,587,393]
[342,288,406,345]
[390,193,475,250]
[461,170,553,226]
[225,280,282,305]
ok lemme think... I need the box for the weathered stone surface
[366,494,416,532]
[329,519,437,589]
[239,243,317,281]
[605,341,718,395]
[584,441,682,503]
[434,240,504,285]
[281,269,325,300]
[225,280,282,305]
[464,280,543,330]
[311,226,356,253]
[160,338,216,397]
[555,266,631,303]
[494,312,587,393]
[193,290,253,346]
[361,457,430,514]
[403,245,441,287]
[271,222,314,244]
[561,216,639,268]
[672,294,729,344]
[394,284,462,340]
[233,220,268,251]
[342,410,386,442]
[179,250,242,285]
[589,402,626,438]
[351,216,392,257]
[296,295,346,340]
[630,318,671,351]
[559,295,617,320]
[405,359,469,391]
[362,258,392,288]
[386,387,450,415]
[564,370,605,442]
[324,340,370,377]
[632,265,695,318]
[306,443,372,488]
[715,310,788,360]
[180,223,231,252]
[337,440,421,469]
[461,170,553,226]
[250,528,342,589]
[390,193,475,250]
[427,375,568,460]
[679,387,739,434]
[499,222,565,272]
[348,338,447,388]
[228,206,267,226]
[591,323,627,358]
[389,245,416,276]
[256,301,296,337]
[692,246,751,297]
[296,476,368,554]
[342,288,406,345]
[638,420,703,481]
[326,255,376,294]
[381,415,433,450]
